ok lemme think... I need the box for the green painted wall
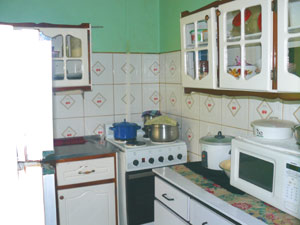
[159,0,215,53]
[0,0,160,53]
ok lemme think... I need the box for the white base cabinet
[154,200,189,225]
[58,183,116,225]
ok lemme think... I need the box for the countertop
[153,164,300,225]
[43,135,119,163]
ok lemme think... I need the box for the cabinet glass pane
[66,60,82,80]
[66,35,82,58]
[227,10,241,42]
[227,45,241,79]
[288,37,300,77]
[197,20,208,47]
[198,50,209,80]
[52,35,63,58]
[52,60,64,80]
[185,23,195,49]
[245,43,261,80]
[288,0,300,33]
[245,5,262,40]
[186,52,196,79]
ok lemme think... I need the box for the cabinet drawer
[56,157,114,186]
[155,177,189,221]
[190,199,233,225]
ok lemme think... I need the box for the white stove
[105,123,187,225]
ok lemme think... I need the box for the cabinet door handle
[78,169,95,174]
[202,222,208,225]
[162,193,174,201]
[59,196,64,200]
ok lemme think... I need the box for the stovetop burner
[184,162,244,195]
[126,140,146,147]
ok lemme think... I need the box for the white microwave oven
[230,136,300,219]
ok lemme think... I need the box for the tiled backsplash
[158,51,300,162]
[53,53,160,138]
[53,51,300,163]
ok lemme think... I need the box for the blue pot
[110,119,141,140]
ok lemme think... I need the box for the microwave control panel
[283,162,300,214]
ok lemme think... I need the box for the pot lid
[112,119,139,128]
[199,131,234,146]
[251,118,296,128]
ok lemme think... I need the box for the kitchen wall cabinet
[180,8,218,89]
[181,0,300,93]
[154,177,233,225]
[56,155,117,225]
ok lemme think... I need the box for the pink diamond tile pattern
[122,94,135,104]
[92,61,105,76]
[227,98,241,117]
[169,60,176,75]
[94,124,105,136]
[186,128,193,142]
[121,63,134,74]
[61,95,75,110]
[204,96,215,112]
[150,91,160,105]
[256,100,273,119]
[150,62,159,76]
[92,93,107,108]
[62,127,77,137]
[294,106,300,123]
[185,95,194,109]
[169,92,177,106]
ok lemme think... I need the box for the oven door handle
[127,171,154,180]
[162,193,174,201]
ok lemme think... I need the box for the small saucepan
[110,119,141,140]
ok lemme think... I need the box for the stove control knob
[168,155,174,161]
[133,160,139,166]
[149,158,154,164]
[177,154,183,160]
[158,156,164,162]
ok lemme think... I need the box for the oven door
[126,169,155,225]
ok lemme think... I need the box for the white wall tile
[159,83,167,113]
[53,118,85,138]
[142,84,160,112]
[114,84,142,115]
[199,121,222,139]
[188,151,201,162]
[84,85,114,117]
[91,53,113,84]
[221,125,248,138]
[166,84,182,116]
[84,116,114,137]
[113,53,142,84]
[222,96,249,130]
[248,97,283,130]
[159,53,166,83]
[165,51,181,84]
[181,118,200,155]
[142,54,159,83]
[53,94,84,119]
[199,94,222,124]
[283,100,300,124]
[182,92,200,120]
[114,113,143,124]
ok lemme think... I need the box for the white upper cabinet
[181,8,218,89]
[277,0,300,92]
[219,0,273,91]
[39,25,91,91]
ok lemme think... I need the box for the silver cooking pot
[149,124,179,142]
[292,124,300,144]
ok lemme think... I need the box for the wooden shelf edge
[184,88,300,101]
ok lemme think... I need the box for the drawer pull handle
[202,222,208,225]
[162,193,174,201]
[78,169,95,175]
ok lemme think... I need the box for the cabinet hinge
[272,0,277,12]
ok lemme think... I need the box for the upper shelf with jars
[180,0,300,93]
[2,23,92,92]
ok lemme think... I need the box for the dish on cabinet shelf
[227,65,258,79]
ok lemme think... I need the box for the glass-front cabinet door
[277,0,300,92]
[219,0,273,91]
[39,27,90,89]
[180,8,218,89]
